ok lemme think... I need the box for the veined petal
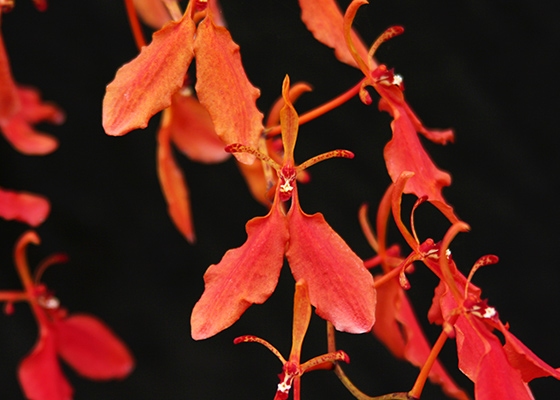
[102,14,196,136]
[191,199,289,340]
[290,280,312,362]
[54,314,134,380]
[18,329,73,400]
[298,0,372,69]
[194,14,264,165]
[286,189,376,333]
[169,89,229,164]
[157,112,196,243]
[0,188,50,226]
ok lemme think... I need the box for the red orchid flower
[0,187,50,226]
[358,200,468,399]
[298,0,458,223]
[103,0,263,165]
[1,33,64,156]
[234,280,349,400]
[426,225,560,399]
[0,231,134,400]
[190,76,376,340]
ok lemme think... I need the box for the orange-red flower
[190,76,376,340]
[299,0,458,223]
[234,280,349,400]
[0,232,134,400]
[428,233,560,399]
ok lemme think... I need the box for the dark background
[1,0,559,398]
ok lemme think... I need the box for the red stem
[266,78,366,137]
[123,0,147,50]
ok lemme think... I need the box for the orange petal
[299,0,372,69]
[194,15,264,165]
[169,89,229,164]
[280,76,298,165]
[290,280,312,362]
[157,113,195,243]
[0,188,50,226]
[102,14,196,136]
[191,199,289,340]
[54,314,135,380]
[286,189,376,334]
[132,0,172,29]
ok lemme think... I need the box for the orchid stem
[266,78,366,137]
[408,329,449,399]
[327,322,412,400]
[123,0,147,50]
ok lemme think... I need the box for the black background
[1,0,559,398]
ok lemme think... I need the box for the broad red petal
[0,188,50,226]
[102,14,195,136]
[286,190,376,333]
[191,199,289,340]
[169,89,229,164]
[157,113,196,243]
[18,329,73,400]
[1,114,59,155]
[298,0,371,69]
[194,15,264,165]
[54,314,134,380]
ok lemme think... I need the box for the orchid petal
[501,328,560,382]
[0,188,50,226]
[194,14,264,165]
[157,109,195,243]
[290,280,312,363]
[298,0,372,70]
[169,89,229,164]
[54,314,134,380]
[191,199,289,340]
[102,14,196,136]
[286,190,376,334]
[18,329,73,400]
[0,32,19,122]
[132,0,172,29]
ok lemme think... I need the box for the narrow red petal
[501,327,560,382]
[169,89,229,164]
[102,14,195,136]
[54,314,134,380]
[374,69,458,223]
[290,280,312,362]
[194,15,264,165]
[286,190,376,333]
[1,115,59,155]
[298,0,371,69]
[0,32,19,122]
[0,188,50,226]
[18,330,74,400]
[157,114,196,243]
[191,200,289,340]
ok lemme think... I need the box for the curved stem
[266,79,365,138]
[124,0,147,49]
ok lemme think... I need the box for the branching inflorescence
[1,0,558,399]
